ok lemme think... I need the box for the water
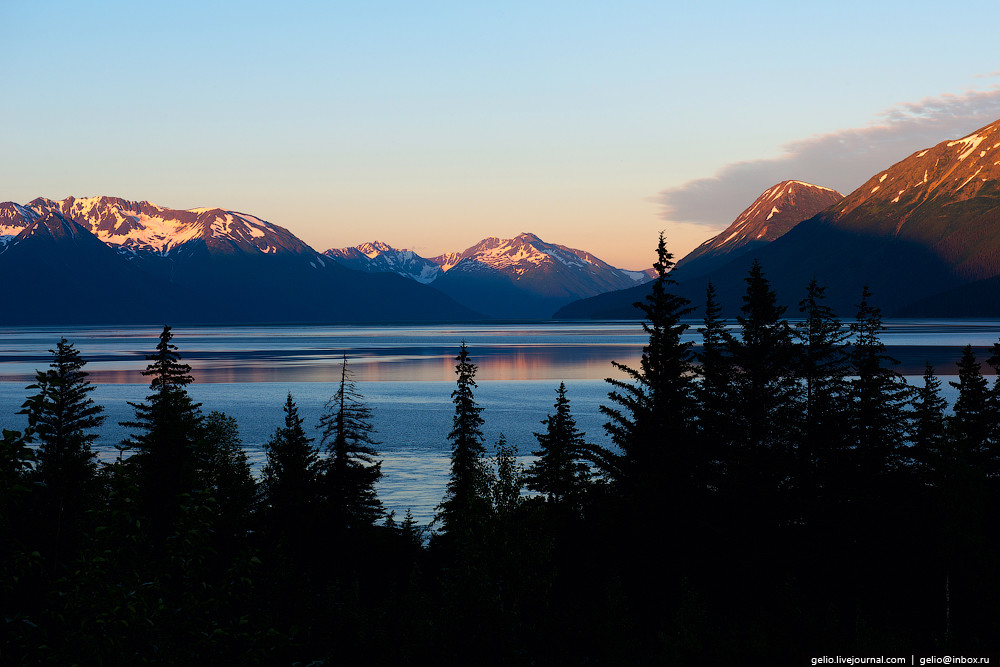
[0,323,648,524]
[3,320,999,524]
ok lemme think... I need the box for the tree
[594,232,696,500]
[948,345,993,475]
[526,382,591,505]
[121,325,203,527]
[794,278,850,508]
[0,427,36,543]
[437,343,491,539]
[20,338,104,498]
[910,363,948,482]
[937,347,993,641]
[724,260,799,517]
[848,286,911,481]
[198,411,258,534]
[19,339,104,555]
[728,260,799,450]
[491,433,524,520]
[261,392,319,526]
[0,426,39,655]
[695,282,735,486]
[317,354,383,530]
[985,341,1000,480]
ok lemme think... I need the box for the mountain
[812,121,1000,282]
[675,180,842,279]
[324,241,442,284]
[327,232,655,318]
[0,196,479,324]
[0,211,184,323]
[27,196,314,257]
[434,233,654,318]
[557,117,1000,319]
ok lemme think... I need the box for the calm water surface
[2,320,999,523]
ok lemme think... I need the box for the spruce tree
[491,433,524,521]
[198,411,258,534]
[696,282,735,485]
[121,325,202,527]
[985,341,1000,480]
[20,339,104,531]
[848,286,911,481]
[910,362,948,481]
[939,347,993,639]
[261,392,319,526]
[526,382,591,505]
[437,343,491,539]
[317,354,383,529]
[594,232,696,500]
[725,260,799,507]
[794,278,850,507]
[948,345,993,474]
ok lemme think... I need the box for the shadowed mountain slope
[558,117,1000,319]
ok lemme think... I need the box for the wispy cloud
[657,87,1000,226]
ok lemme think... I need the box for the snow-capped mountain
[675,180,843,279]
[25,196,313,257]
[430,251,465,272]
[0,196,478,324]
[0,202,39,238]
[326,233,654,318]
[442,232,651,290]
[818,119,1000,281]
[559,116,1000,319]
[433,233,655,318]
[325,241,442,284]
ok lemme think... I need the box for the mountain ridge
[0,197,480,324]
[556,116,1000,319]
[325,232,655,318]
[675,180,843,279]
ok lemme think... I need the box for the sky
[3,0,1000,270]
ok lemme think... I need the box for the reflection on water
[5,320,1000,383]
[0,323,650,382]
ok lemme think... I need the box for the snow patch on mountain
[328,232,648,295]
[324,241,443,284]
[20,196,306,257]
[948,133,986,161]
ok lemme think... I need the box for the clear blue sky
[3,0,1000,268]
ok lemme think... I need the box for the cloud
[657,87,1000,226]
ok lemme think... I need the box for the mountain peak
[324,241,441,284]
[675,180,843,279]
[15,211,107,248]
[20,195,313,257]
[357,240,396,258]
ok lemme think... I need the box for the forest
[3,234,1000,664]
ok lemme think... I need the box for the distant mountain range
[0,197,477,324]
[557,116,1000,319]
[0,197,651,323]
[325,233,655,319]
[10,117,1000,325]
